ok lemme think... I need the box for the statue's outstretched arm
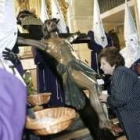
[17,37,47,51]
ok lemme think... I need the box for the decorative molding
[16,0,29,11]
[16,0,69,21]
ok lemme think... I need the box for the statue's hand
[75,31,81,36]
[2,48,19,65]
[68,31,81,43]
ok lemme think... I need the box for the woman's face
[100,57,115,75]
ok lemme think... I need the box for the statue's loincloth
[57,59,97,110]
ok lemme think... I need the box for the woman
[98,47,140,140]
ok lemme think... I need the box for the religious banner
[51,0,67,33]
[136,0,140,33]
[0,0,25,84]
[40,0,49,23]
[120,0,140,68]
[93,0,108,48]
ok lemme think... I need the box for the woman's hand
[99,94,109,103]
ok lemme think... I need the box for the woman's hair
[98,47,125,68]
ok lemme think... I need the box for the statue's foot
[99,120,123,136]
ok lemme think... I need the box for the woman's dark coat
[107,66,140,140]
